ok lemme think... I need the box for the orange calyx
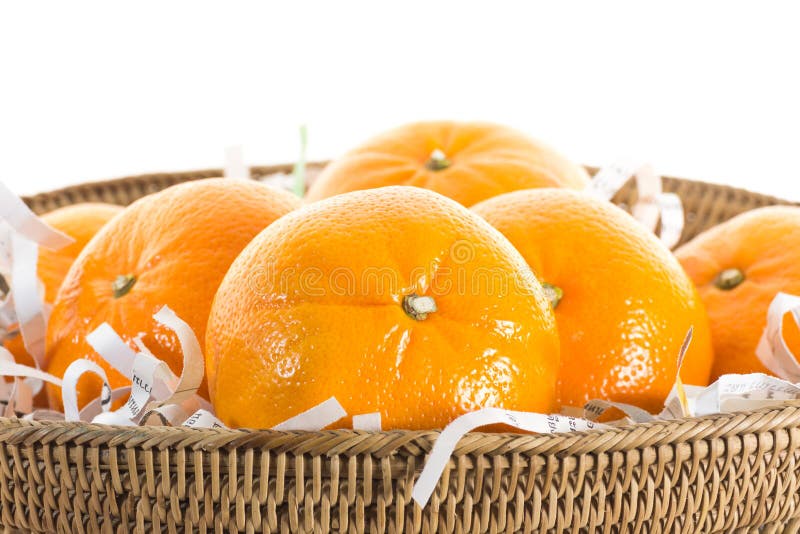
[112,274,136,298]
[542,282,563,309]
[402,293,437,321]
[425,149,451,171]
[714,268,745,290]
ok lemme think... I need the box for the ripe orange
[4,203,123,367]
[305,121,589,207]
[675,206,800,379]
[472,189,714,413]
[44,179,301,410]
[206,186,560,430]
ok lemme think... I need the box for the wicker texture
[3,166,798,533]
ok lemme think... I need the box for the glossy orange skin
[39,204,125,303]
[206,186,560,430]
[675,206,800,379]
[305,121,589,207]
[44,179,301,410]
[473,189,713,413]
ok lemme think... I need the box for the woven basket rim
[21,162,793,210]
[3,403,799,457]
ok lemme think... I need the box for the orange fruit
[472,189,714,413]
[675,206,800,379]
[44,179,301,410]
[206,186,560,430]
[305,121,589,207]
[4,203,123,367]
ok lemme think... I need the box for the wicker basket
[2,165,799,533]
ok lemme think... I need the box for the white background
[1,2,799,199]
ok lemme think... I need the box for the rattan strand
[3,166,799,533]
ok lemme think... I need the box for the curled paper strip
[0,180,73,369]
[0,182,74,250]
[142,395,213,426]
[660,374,800,419]
[656,193,684,251]
[224,145,249,180]
[149,306,204,406]
[0,350,63,387]
[10,233,46,365]
[182,409,227,429]
[83,305,206,426]
[583,399,655,424]
[586,160,684,248]
[61,359,112,422]
[142,403,188,426]
[660,385,704,420]
[80,386,130,422]
[86,323,136,378]
[352,412,382,431]
[0,347,61,417]
[756,292,800,382]
[673,327,694,417]
[271,397,347,431]
[114,352,174,423]
[411,408,606,508]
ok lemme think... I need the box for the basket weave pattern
[3,166,798,533]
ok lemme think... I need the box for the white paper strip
[756,292,800,382]
[583,399,655,423]
[61,359,111,422]
[149,306,203,406]
[11,380,32,415]
[0,346,55,415]
[586,160,684,248]
[11,233,47,364]
[85,323,137,379]
[143,395,212,426]
[672,327,694,417]
[353,412,382,431]
[411,408,606,507]
[656,192,684,249]
[2,383,18,417]
[272,397,347,431]
[141,403,188,426]
[0,182,74,250]
[114,352,173,422]
[182,408,228,429]
[631,164,662,231]
[585,160,642,201]
[84,307,208,426]
[224,145,249,180]
[660,373,800,419]
[0,182,73,395]
[0,355,63,386]
[92,409,138,426]
[79,386,130,422]
[660,384,707,419]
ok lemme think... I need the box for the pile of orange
[9,119,784,430]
